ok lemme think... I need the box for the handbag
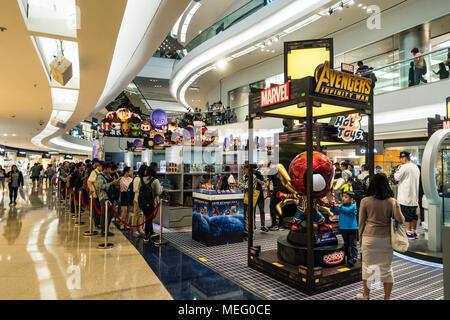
[244,189,260,207]
[390,198,409,252]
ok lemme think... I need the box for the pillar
[124,151,134,168]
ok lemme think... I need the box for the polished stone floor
[0,183,172,300]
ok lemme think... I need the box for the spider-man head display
[289,151,334,199]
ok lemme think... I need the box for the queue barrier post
[71,189,77,220]
[98,201,114,249]
[153,201,167,246]
[74,190,85,226]
[84,194,98,237]
[65,188,71,213]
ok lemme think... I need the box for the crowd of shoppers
[45,159,164,242]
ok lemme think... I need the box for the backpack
[127,178,135,203]
[138,177,156,215]
[352,175,369,201]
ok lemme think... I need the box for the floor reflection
[121,227,261,300]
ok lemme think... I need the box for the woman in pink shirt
[119,167,133,230]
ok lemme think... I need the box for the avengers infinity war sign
[314,61,372,102]
[334,114,364,142]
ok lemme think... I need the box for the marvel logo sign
[443,120,450,129]
[260,82,290,108]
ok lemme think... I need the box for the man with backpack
[132,165,147,237]
[138,165,163,243]
[95,162,120,237]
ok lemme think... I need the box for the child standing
[331,192,358,267]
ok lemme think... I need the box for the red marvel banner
[260,82,290,108]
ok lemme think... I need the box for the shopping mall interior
[0,0,449,304]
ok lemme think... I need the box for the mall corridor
[0,183,172,300]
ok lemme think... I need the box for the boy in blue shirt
[331,192,358,267]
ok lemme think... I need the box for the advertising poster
[192,197,244,246]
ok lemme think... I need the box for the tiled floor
[163,229,444,300]
[0,185,172,300]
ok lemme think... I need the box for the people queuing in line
[119,166,133,230]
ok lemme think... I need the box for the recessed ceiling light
[216,59,227,70]
[12,134,16,137]
[363,6,367,9]
[3,134,8,136]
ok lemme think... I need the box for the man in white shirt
[340,162,353,182]
[394,151,421,239]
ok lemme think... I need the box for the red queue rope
[93,198,105,215]
[110,202,160,228]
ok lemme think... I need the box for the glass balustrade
[366,47,450,95]
[179,0,266,58]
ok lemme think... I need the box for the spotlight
[216,59,227,70]
[328,8,333,15]
[274,36,279,42]
[348,0,355,5]
[338,2,344,10]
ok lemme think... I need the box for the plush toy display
[140,120,151,138]
[102,118,111,136]
[116,108,132,122]
[121,122,130,137]
[110,116,122,136]
[129,115,141,137]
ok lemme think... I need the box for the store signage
[260,82,290,108]
[334,114,364,142]
[42,153,51,159]
[341,62,354,74]
[315,61,372,102]
[17,150,26,157]
[64,155,73,160]
[0,147,5,156]
[443,120,450,129]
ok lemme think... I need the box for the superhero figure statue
[276,151,344,235]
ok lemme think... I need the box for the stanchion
[84,194,98,237]
[72,189,77,219]
[154,201,167,246]
[74,190,85,226]
[65,188,71,213]
[98,201,114,249]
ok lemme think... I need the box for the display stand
[192,190,245,246]
[247,75,375,295]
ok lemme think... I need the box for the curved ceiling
[0,0,190,155]
[171,0,409,111]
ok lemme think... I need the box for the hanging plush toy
[116,108,132,122]
[102,118,111,136]
[121,122,130,137]
[150,109,168,145]
[110,116,122,136]
[105,111,115,121]
[129,115,141,137]
[140,120,151,138]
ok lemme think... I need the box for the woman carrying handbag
[357,173,405,300]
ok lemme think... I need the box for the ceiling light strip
[171,0,327,102]
[180,2,202,43]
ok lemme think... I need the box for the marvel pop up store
[246,39,375,295]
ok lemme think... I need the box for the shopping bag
[390,198,409,252]
[244,189,260,207]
